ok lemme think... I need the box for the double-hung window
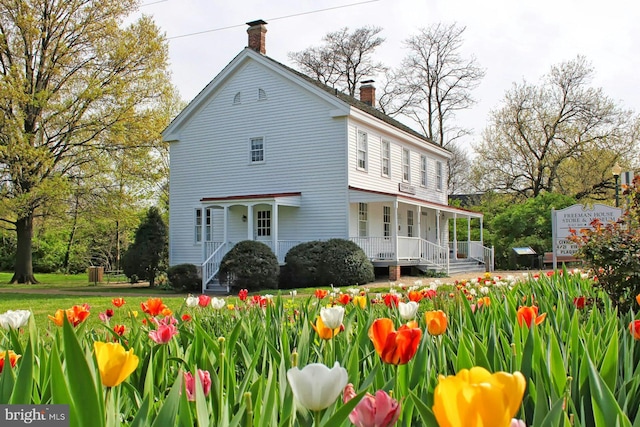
[420,155,427,187]
[402,148,410,182]
[357,131,368,170]
[257,210,271,236]
[383,206,391,238]
[381,140,390,177]
[250,137,264,163]
[358,203,368,237]
[194,209,202,243]
[407,210,414,237]
[436,161,443,191]
[195,208,212,242]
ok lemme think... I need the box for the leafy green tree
[122,207,167,288]
[0,0,174,283]
[479,192,575,268]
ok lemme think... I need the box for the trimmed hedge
[167,263,200,292]
[219,240,279,291]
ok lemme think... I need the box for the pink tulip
[149,323,178,344]
[184,369,212,401]
[343,383,400,427]
[511,419,526,427]
[198,295,211,307]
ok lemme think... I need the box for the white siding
[169,61,349,266]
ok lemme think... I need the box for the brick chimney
[360,80,376,107]
[246,20,268,54]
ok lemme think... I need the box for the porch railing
[202,242,231,292]
[349,237,449,271]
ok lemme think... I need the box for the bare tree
[394,23,485,147]
[472,56,637,198]
[288,26,387,97]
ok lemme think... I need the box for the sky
[137,0,640,153]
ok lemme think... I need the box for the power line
[167,0,381,40]
[140,0,169,7]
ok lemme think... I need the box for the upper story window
[402,148,410,182]
[357,131,368,170]
[420,155,427,187]
[257,210,271,236]
[250,137,265,163]
[436,161,443,191]
[258,88,267,101]
[381,140,390,177]
[233,92,241,104]
[358,202,368,237]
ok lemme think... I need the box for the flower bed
[1,269,639,426]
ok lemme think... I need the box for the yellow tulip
[94,342,139,387]
[433,367,526,427]
[352,295,367,309]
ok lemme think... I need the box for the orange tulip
[368,318,422,365]
[630,320,640,340]
[424,310,448,336]
[141,298,168,316]
[636,293,640,306]
[312,316,342,340]
[408,290,423,302]
[0,350,20,373]
[48,305,90,327]
[477,297,491,307]
[337,294,352,305]
[315,289,328,299]
[517,306,547,328]
[112,298,126,308]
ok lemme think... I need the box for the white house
[162,20,493,292]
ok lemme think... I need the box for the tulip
[353,295,367,309]
[320,306,345,330]
[516,306,547,328]
[94,342,139,387]
[312,316,342,340]
[211,297,226,310]
[48,305,90,327]
[184,369,212,401]
[337,293,352,305]
[511,419,527,427]
[424,310,448,335]
[315,289,328,299]
[0,309,31,330]
[573,296,586,309]
[112,297,126,308]
[198,294,211,307]
[185,295,199,308]
[630,320,640,340]
[141,298,168,316]
[343,383,401,427]
[181,314,192,322]
[287,362,348,411]
[0,350,21,373]
[238,289,248,301]
[113,325,126,336]
[432,367,526,427]
[383,294,399,308]
[149,319,178,344]
[408,290,423,302]
[636,293,640,306]
[369,318,422,365]
[397,301,419,320]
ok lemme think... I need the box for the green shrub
[219,240,279,291]
[279,241,325,289]
[167,263,200,292]
[570,175,640,314]
[318,239,374,287]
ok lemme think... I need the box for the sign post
[551,204,622,270]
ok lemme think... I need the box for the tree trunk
[10,214,38,284]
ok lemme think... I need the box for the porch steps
[447,259,487,276]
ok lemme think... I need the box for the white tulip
[185,295,199,308]
[286,362,348,411]
[211,297,226,310]
[398,301,419,320]
[0,310,31,330]
[320,306,344,330]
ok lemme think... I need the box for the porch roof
[348,186,483,219]
[201,192,302,207]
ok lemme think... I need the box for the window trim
[358,202,368,237]
[381,139,390,178]
[356,130,368,171]
[383,205,391,238]
[420,155,427,187]
[249,136,265,164]
[194,208,202,243]
[436,160,443,191]
[407,210,414,237]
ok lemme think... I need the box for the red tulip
[369,318,422,365]
[238,289,248,301]
[315,289,328,299]
[383,294,399,308]
[198,294,211,307]
[630,320,640,340]
[0,350,20,373]
[573,296,586,309]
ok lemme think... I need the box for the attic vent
[233,92,241,104]
[258,88,267,101]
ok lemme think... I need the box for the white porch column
[272,201,279,259]
[393,200,399,261]
[223,206,228,242]
[436,210,441,246]
[453,213,458,259]
[467,215,471,247]
[480,217,483,243]
[247,204,254,240]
